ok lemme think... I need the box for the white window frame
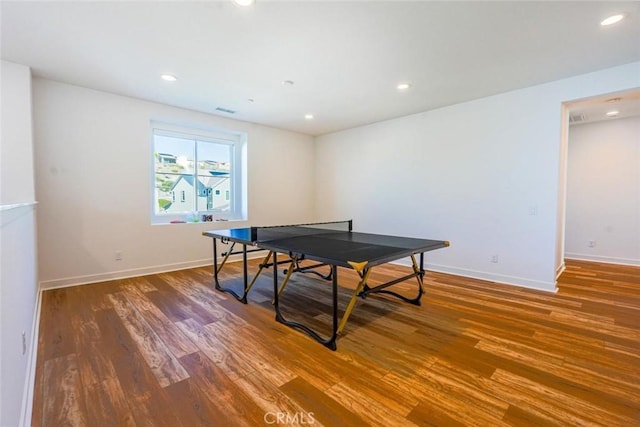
[151,120,247,224]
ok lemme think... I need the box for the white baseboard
[40,255,564,293]
[38,252,267,290]
[564,253,640,267]
[392,259,557,293]
[556,261,566,280]
[39,259,212,290]
[19,287,42,427]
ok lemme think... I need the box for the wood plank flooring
[32,259,639,426]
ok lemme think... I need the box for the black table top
[203,227,448,269]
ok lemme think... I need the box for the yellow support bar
[347,260,368,272]
[337,267,373,334]
[218,242,236,270]
[245,251,273,294]
[410,254,425,294]
[272,257,298,304]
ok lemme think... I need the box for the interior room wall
[0,60,38,427]
[555,104,571,278]
[33,78,316,288]
[565,116,640,265]
[314,61,640,291]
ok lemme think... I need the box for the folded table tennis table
[203,220,449,350]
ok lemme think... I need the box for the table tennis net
[251,220,352,242]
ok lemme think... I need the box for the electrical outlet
[115,250,123,261]
[588,240,596,248]
[491,254,499,263]
[22,331,26,355]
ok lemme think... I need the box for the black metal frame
[270,251,429,351]
[272,252,339,351]
[284,253,426,303]
[211,236,331,303]
[359,252,425,305]
[284,258,333,281]
[212,237,250,303]
[211,237,289,303]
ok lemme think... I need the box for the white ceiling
[2,1,639,136]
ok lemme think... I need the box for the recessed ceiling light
[304,114,314,120]
[600,14,625,26]
[247,98,255,103]
[606,110,619,117]
[233,0,255,6]
[282,80,295,86]
[397,83,411,91]
[161,74,177,82]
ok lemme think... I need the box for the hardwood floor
[32,259,639,426]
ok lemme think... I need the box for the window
[151,121,246,223]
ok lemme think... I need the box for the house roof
[170,175,207,193]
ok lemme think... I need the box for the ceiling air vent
[569,113,586,124]
[215,107,236,114]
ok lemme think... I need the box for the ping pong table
[203,220,449,350]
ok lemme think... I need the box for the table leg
[272,253,338,351]
[329,265,338,348]
[212,238,220,290]
[211,240,248,304]
[241,243,248,303]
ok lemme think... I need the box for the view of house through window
[153,125,239,221]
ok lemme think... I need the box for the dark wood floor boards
[32,259,640,426]
[40,353,87,427]
[175,317,251,382]
[107,291,190,388]
[279,376,368,427]
[177,351,265,427]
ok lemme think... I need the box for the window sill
[151,218,248,227]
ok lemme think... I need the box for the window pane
[154,173,196,214]
[154,135,195,175]
[154,134,196,214]
[151,123,243,222]
[197,141,231,212]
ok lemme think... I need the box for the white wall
[1,63,35,206]
[33,78,315,288]
[0,61,38,427]
[565,116,640,265]
[315,62,640,291]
